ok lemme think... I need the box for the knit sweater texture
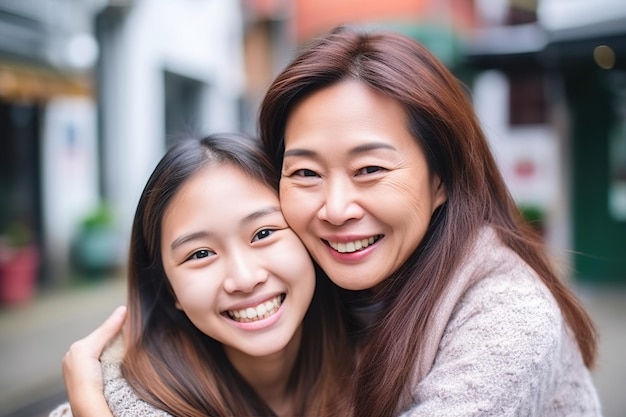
[397,226,602,416]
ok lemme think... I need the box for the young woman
[53,133,353,417]
[259,26,602,416]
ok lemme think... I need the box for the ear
[432,174,447,210]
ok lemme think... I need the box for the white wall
[42,97,99,281]
[100,0,244,259]
[472,70,570,262]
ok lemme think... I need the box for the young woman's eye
[357,166,384,175]
[187,249,215,261]
[293,168,318,177]
[252,228,275,242]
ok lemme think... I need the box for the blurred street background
[0,0,625,416]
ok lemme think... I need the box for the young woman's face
[281,80,446,292]
[160,163,315,360]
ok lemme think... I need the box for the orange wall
[295,0,427,41]
[294,0,477,42]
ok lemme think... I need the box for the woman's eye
[357,166,383,175]
[188,249,214,260]
[293,168,318,177]
[252,229,275,242]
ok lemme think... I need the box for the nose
[223,250,268,294]
[317,176,364,226]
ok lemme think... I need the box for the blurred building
[0,0,244,304]
[466,0,626,284]
[0,0,100,302]
[241,0,626,284]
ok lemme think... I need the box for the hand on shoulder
[62,305,126,417]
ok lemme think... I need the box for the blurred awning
[542,16,626,70]
[462,17,626,72]
[0,61,92,102]
[462,23,547,72]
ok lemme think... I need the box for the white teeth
[257,303,267,316]
[226,295,283,323]
[245,307,257,319]
[328,236,380,253]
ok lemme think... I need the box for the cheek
[274,239,316,289]
[376,180,437,226]
[169,276,217,313]
[279,185,310,230]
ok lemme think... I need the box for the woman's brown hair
[259,26,597,417]
[122,133,354,416]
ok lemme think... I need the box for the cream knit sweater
[397,226,602,416]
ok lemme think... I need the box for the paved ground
[577,284,626,417]
[0,277,126,417]
[0,278,624,417]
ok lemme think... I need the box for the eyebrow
[283,142,397,158]
[241,206,282,226]
[169,206,282,251]
[170,231,210,251]
[349,142,397,154]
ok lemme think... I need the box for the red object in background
[514,160,536,178]
[0,245,39,305]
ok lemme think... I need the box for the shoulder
[49,403,72,417]
[445,241,563,360]
[403,228,600,415]
[456,227,562,336]
[101,333,125,379]
[101,335,172,417]
[418,236,564,411]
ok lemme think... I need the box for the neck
[224,326,303,417]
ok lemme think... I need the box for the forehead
[284,81,420,154]
[163,164,276,220]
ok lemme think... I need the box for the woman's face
[281,80,446,292]
[160,163,315,361]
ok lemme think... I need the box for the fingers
[61,305,127,412]
[64,305,127,363]
[84,305,127,351]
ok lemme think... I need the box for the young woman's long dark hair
[122,133,354,416]
[259,26,597,417]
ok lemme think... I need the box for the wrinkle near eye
[356,166,384,175]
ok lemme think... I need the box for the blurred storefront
[466,0,626,283]
[0,0,100,302]
[0,0,245,305]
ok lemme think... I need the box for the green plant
[80,203,115,231]
[71,202,120,277]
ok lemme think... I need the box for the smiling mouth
[224,294,285,323]
[325,235,383,253]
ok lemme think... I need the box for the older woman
[259,25,601,416]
